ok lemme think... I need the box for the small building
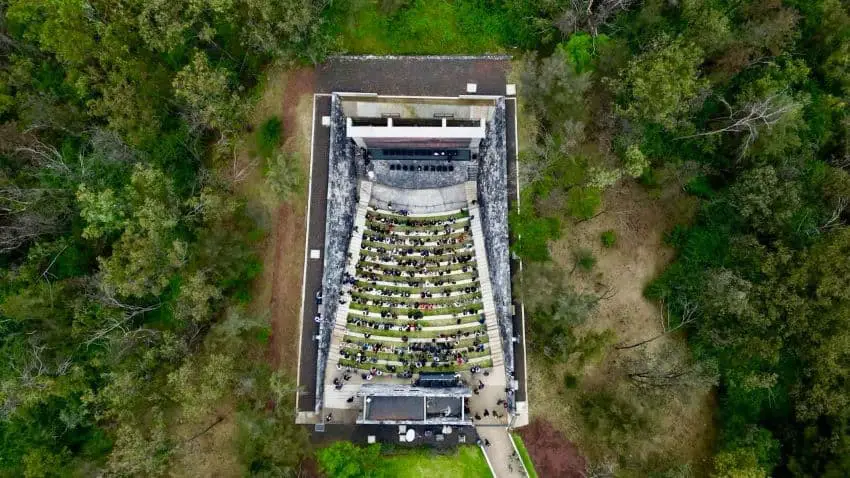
[357,383,471,426]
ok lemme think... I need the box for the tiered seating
[338,207,492,375]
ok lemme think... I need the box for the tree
[76,185,127,240]
[728,166,802,238]
[98,164,185,299]
[173,51,242,136]
[106,411,172,476]
[614,37,707,130]
[618,342,718,393]
[169,353,234,421]
[264,150,302,202]
[712,448,767,478]
[678,92,804,159]
[521,44,592,124]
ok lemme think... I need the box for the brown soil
[169,406,241,478]
[518,420,587,478]
[528,180,716,472]
[255,67,316,372]
[267,202,304,372]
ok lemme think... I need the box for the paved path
[477,427,527,478]
[297,95,331,414]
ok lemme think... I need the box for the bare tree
[619,343,718,391]
[677,92,802,158]
[583,460,617,478]
[820,197,847,232]
[556,0,638,36]
[85,280,162,347]
[0,184,65,253]
[615,299,699,350]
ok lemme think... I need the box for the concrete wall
[476,98,515,388]
[315,94,358,412]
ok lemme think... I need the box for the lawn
[323,0,509,54]
[382,446,492,478]
[510,433,538,478]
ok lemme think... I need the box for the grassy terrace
[348,303,482,317]
[339,358,492,374]
[348,324,487,339]
[351,291,482,306]
[357,260,476,274]
[338,347,491,363]
[343,205,491,372]
[359,251,474,266]
[355,272,478,284]
[361,240,472,253]
[367,209,467,223]
[366,221,469,234]
[347,314,483,328]
[354,281,476,294]
[343,335,488,349]
[364,230,468,243]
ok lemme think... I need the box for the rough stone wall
[315,94,358,412]
[476,98,515,378]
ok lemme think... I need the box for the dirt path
[255,67,316,373]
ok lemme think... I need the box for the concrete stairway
[465,181,506,375]
[326,180,373,378]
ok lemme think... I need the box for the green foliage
[574,248,597,271]
[0,0,324,473]
[563,33,610,74]
[317,442,385,478]
[323,0,509,54]
[264,150,303,202]
[578,387,654,450]
[566,187,602,220]
[509,208,560,262]
[256,116,282,158]
[613,37,707,130]
[600,230,617,248]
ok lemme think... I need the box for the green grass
[343,334,488,349]
[324,0,515,55]
[355,271,477,284]
[511,433,538,478]
[351,290,482,306]
[347,322,485,338]
[381,445,492,478]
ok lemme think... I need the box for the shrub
[601,230,617,248]
[566,186,601,220]
[575,248,597,271]
[265,151,302,201]
[256,116,282,158]
[510,210,561,262]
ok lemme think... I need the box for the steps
[464,181,506,375]
[467,164,479,182]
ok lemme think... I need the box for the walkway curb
[507,430,531,477]
[479,443,497,478]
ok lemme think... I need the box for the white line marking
[295,93,319,412]
[506,98,529,405]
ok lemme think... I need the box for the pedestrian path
[477,426,527,477]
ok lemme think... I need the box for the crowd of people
[329,205,493,380]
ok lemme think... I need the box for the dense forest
[1,0,849,476]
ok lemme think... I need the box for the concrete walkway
[477,427,527,477]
